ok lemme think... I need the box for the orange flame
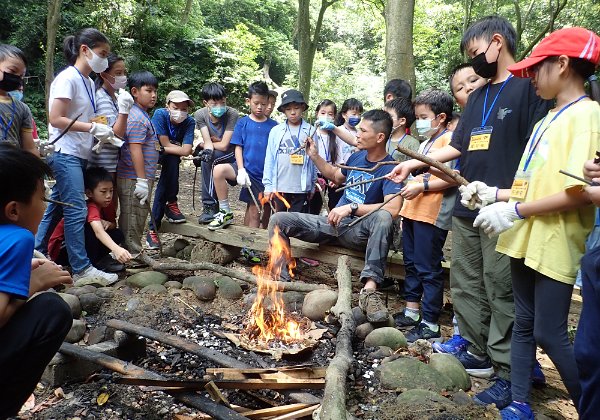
[258,192,270,206]
[273,192,291,209]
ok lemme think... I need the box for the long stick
[336,160,398,173]
[335,175,389,192]
[50,113,82,145]
[395,145,469,186]
[44,197,80,208]
[559,169,599,186]
[246,187,263,218]
[347,191,401,227]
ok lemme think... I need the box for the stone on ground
[58,293,82,318]
[95,287,114,299]
[141,284,168,294]
[74,277,109,288]
[355,322,375,340]
[368,346,393,360]
[79,293,104,315]
[173,238,190,251]
[190,241,236,265]
[127,271,168,288]
[164,281,182,289]
[192,278,217,301]
[352,306,367,325]
[395,389,456,409]
[376,357,455,392]
[161,246,178,258]
[364,327,407,351]
[65,319,86,343]
[215,276,244,299]
[283,291,305,312]
[429,353,471,391]
[182,276,208,290]
[302,289,338,321]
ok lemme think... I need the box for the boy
[0,144,72,417]
[265,90,278,118]
[263,89,317,212]
[449,63,488,109]
[383,97,419,162]
[383,78,412,102]
[116,71,159,256]
[393,89,457,342]
[146,90,195,249]
[0,45,37,156]
[193,83,240,224]
[388,16,551,408]
[49,167,131,274]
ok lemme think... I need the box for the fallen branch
[395,145,469,186]
[348,191,402,227]
[336,161,398,173]
[314,256,355,420]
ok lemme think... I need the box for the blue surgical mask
[8,90,23,101]
[347,116,361,127]
[210,105,226,118]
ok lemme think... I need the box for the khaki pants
[117,177,154,255]
[450,216,514,379]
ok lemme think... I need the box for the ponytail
[588,74,600,103]
[63,28,109,65]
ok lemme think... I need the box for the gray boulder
[79,293,104,315]
[95,287,114,299]
[127,271,168,288]
[376,357,455,391]
[215,276,243,300]
[182,276,207,290]
[141,284,168,294]
[352,306,367,325]
[302,289,338,321]
[173,238,190,251]
[193,278,217,301]
[395,389,456,410]
[364,327,407,351]
[64,319,85,343]
[164,281,183,289]
[355,322,375,340]
[58,293,82,318]
[283,291,305,312]
[429,353,471,391]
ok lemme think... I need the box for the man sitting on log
[268,109,403,323]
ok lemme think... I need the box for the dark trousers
[201,149,236,208]
[307,185,344,214]
[402,218,448,323]
[575,245,600,418]
[151,154,181,230]
[272,192,308,213]
[510,258,581,406]
[0,293,72,418]
[55,225,124,267]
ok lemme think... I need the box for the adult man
[268,109,403,322]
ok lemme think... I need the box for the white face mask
[86,48,109,73]
[415,118,438,139]
[170,110,188,124]
[110,75,128,90]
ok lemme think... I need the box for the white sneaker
[72,265,118,286]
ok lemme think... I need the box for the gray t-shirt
[194,106,239,138]
[0,96,33,147]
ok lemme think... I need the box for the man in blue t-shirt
[268,110,403,323]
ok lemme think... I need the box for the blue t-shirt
[230,116,278,180]
[338,150,402,206]
[152,108,195,146]
[0,224,34,299]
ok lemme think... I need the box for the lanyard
[73,66,96,113]
[102,88,118,113]
[318,132,331,162]
[0,97,16,141]
[387,132,406,155]
[422,129,448,155]
[208,116,225,139]
[286,121,302,148]
[523,95,587,172]
[481,75,513,126]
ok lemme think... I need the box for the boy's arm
[129,143,146,178]
[214,130,234,151]
[200,127,214,150]
[400,177,458,200]
[89,221,132,263]
[262,130,277,193]
[235,145,244,168]
[20,130,39,157]
[306,137,346,185]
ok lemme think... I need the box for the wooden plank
[242,404,311,419]
[270,404,320,419]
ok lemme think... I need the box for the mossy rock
[364,327,407,351]
[127,271,168,288]
[215,276,243,300]
[429,353,471,391]
[377,357,455,391]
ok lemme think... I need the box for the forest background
[1,0,599,139]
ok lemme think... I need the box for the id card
[290,154,304,165]
[510,171,531,199]
[468,126,493,151]
[91,115,108,125]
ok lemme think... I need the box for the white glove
[92,135,124,154]
[473,201,523,237]
[117,89,134,114]
[89,122,114,143]
[39,139,55,156]
[236,168,252,188]
[459,181,498,210]
[44,179,55,199]
[134,178,149,205]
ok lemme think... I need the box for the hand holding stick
[559,169,600,186]
[289,125,319,155]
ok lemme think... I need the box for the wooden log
[242,403,311,419]
[270,404,320,419]
[117,376,325,390]
[314,256,355,420]
[59,343,249,420]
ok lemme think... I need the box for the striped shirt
[117,104,159,180]
[88,88,120,172]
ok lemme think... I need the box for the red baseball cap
[508,27,600,78]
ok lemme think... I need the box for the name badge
[510,171,531,200]
[468,126,493,151]
[290,154,304,165]
[91,115,108,125]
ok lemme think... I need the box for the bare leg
[213,164,236,202]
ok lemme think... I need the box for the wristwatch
[350,202,359,216]
[423,178,429,192]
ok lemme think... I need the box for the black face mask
[0,72,23,92]
[471,40,499,79]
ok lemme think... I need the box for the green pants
[450,216,514,379]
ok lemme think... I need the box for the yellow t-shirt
[496,100,600,284]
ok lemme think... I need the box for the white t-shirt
[48,66,96,159]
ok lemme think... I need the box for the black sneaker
[198,205,218,224]
[394,311,421,328]
[405,322,442,343]
[473,376,512,409]
[165,201,186,223]
[455,349,495,378]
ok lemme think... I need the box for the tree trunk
[181,0,194,24]
[45,0,63,120]
[384,0,416,93]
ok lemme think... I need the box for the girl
[88,53,133,221]
[462,27,600,419]
[34,28,118,285]
[329,98,363,162]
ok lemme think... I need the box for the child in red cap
[460,27,600,419]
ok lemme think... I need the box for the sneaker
[432,334,469,355]
[165,201,186,223]
[72,265,118,286]
[500,402,534,420]
[146,230,160,250]
[241,247,261,264]
[531,360,546,388]
[473,377,512,409]
[198,205,218,224]
[405,322,442,342]
[394,311,421,328]
[456,349,495,378]
[95,255,124,273]
[358,288,389,324]
[208,210,234,231]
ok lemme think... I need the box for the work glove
[117,89,134,114]
[236,168,252,188]
[44,179,55,200]
[197,148,214,163]
[89,122,114,143]
[317,120,336,131]
[459,181,498,210]
[473,201,523,238]
[134,178,149,205]
[39,139,55,156]
[92,135,125,154]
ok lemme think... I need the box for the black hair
[315,99,338,164]
[335,98,364,126]
[0,44,27,68]
[94,53,124,90]
[448,63,474,92]
[452,111,462,121]
[84,166,114,191]
[128,71,158,91]
[461,15,517,58]
[384,79,412,101]
[201,82,227,101]
[414,89,454,126]
[247,81,269,99]
[384,97,416,128]
[537,57,600,103]
[63,28,110,66]
[362,109,393,140]
[0,143,52,221]
[268,90,278,99]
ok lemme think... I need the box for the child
[263,89,317,212]
[209,81,277,231]
[393,89,457,342]
[49,167,131,274]
[383,97,419,162]
[465,27,600,419]
[116,71,159,256]
[447,112,461,131]
[35,28,118,284]
[384,78,413,102]
[449,63,489,109]
[0,143,72,418]
[193,83,240,224]
[388,16,552,409]
[330,98,364,161]
[146,90,195,249]
[0,44,37,156]
[266,90,278,118]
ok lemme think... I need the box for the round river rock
[364,327,407,351]
[302,289,338,321]
[127,271,168,288]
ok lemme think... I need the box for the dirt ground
[20,164,580,419]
